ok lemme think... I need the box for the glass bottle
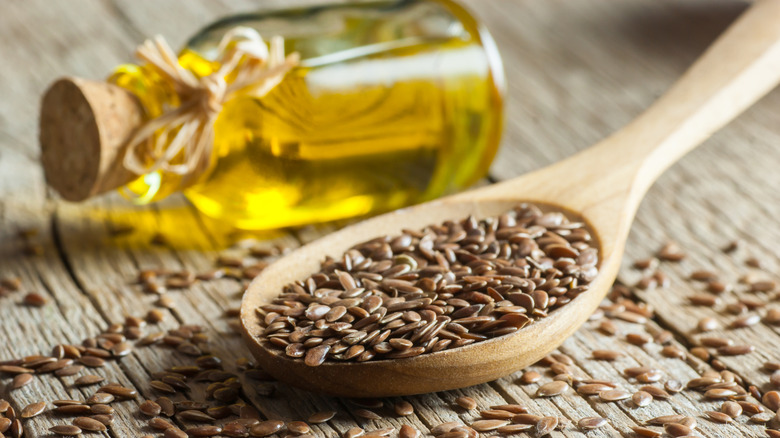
[109,0,505,230]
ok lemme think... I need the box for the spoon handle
[591,0,780,200]
[498,0,780,214]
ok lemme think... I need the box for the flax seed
[578,416,607,430]
[73,416,107,432]
[455,396,477,410]
[50,425,82,436]
[592,350,621,361]
[20,401,46,418]
[536,380,569,397]
[394,401,414,416]
[11,373,32,389]
[632,391,652,407]
[250,420,284,437]
[470,420,509,432]
[308,411,336,424]
[399,425,419,438]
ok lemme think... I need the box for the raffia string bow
[122,27,299,178]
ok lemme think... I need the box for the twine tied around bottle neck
[122,27,300,178]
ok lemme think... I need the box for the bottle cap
[39,77,144,201]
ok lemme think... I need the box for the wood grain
[1,0,780,437]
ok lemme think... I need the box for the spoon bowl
[241,0,780,397]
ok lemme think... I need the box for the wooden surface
[2,0,780,437]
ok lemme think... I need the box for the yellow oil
[111,0,504,230]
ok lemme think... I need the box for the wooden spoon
[241,0,780,397]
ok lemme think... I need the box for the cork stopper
[39,77,145,202]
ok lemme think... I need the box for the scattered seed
[250,420,284,437]
[308,411,336,424]
[599,389,631,402]
[50,425,82,436]
[140,400,162,416]
[578,416,607,430]
[470,419,509,432]
[592,350,621,361]
[664,423,692,437]
[519,371,542,384]
[20,401,46,418]
[399,424,419,438]
[394,401,414,416]
[11,373,33,390]
[704,411,732,423]
[23,292,48,307]
[73,416,107,432]
[632,391,652,407]
[531,380,568,399]
[455,396,477,410]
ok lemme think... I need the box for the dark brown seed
[731,314,760,328]
[140,400,162,416]
[717,345,754,356]
[54,404,92,415]
[178,410,215,422]
[186,426,223,437]
[455,396,477,410]
[20,401,46,418]
[536,380,569,397]
[156,397,175,417]
[250,420,284,437]
[578,416,607,430]
[23,292,48,306]
[91,404,114,415]
[0,365,33,375]
[625,332,651,345]
[308,411,336,424]
[470,419,509,432]
[50,425,82,436]
[721,401,742,418]
[73,416,107,432]
[394,401,414,416]
[646,415,686,425]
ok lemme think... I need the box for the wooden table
[2,1,779,437]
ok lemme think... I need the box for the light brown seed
[21,401,46,418]
[578,416,607,430]
[688,294,719,306]
[519,371,541,384]
[455,396,477,410]
[50,425,82,436]
[697,317,718,332]
[631,426,662,437]
[731,314,760,328]
[657,242,685,261]
[308,410,336,424]
[536,380,569,397]
[149,417,175,430]
[470,419,509,432]
[626,332,651,345]
[664,379,683,393]
[664,423,692,437]
[599,389,631,402]
[632,391,652,407]
[497,424,533,434]
[598,320,617,335]
[11,373,33,390]
[577,383,614,396]
[0,417,10,433]
[164,428,188,438]
[345,427,365,438]
[79,356,106,367]
[763,390,780,411]
[749,412,773,423]
[73,416,107,432]
[535,416,558,435]
[704,411,732,423]
[178,410,215,422]
[646,415,686,425]
[91,404,114,415]
[592,350,621,361]
[721,401,742,418]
